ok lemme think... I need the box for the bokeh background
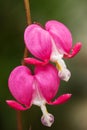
[0,0,87,130]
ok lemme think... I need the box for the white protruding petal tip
[58,69,71,81]
[41,113,54,127]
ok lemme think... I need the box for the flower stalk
[16,111,23,130]
[24,0,32,25]
[17,0,32,130]
[22,0,32,65]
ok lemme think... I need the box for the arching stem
[17,0,32,130]
[22,0,32,65]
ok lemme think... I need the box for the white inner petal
[41,104,54,127]
[50,38,71,81]
[32,80,54,127]
[32,80,46,106]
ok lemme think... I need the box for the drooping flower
[6,64,71,127]
[24,20,82,81]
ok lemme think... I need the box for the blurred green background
[0,0,87,130]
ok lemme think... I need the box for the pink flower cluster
[6,20,82,127]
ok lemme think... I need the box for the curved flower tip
[64,42,82,58]
[41,113,54,127]
[58,68,71,82]
[24,57,48,65]
[48,93,72,105]
[6,100,29,111]
[40,104,54,127]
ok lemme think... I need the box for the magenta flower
[6,64,71,127]
[24,20,82,81]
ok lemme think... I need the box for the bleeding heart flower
[6,64,71,127]
[24,20,82,81]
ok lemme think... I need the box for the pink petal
[45,20,72,54]
[35,64,60,102]
[8,66,34,107]
[64,42,82,58]
[24,24,52,61]
[6,100,30,110]
[24,57,48,65]
[48,93,72,105]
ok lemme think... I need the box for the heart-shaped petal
[45,20,72,54]
[35,64,60,102]
[24,24,52,61]
[8,66,34,107]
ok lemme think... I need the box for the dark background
[0,0,87,130]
